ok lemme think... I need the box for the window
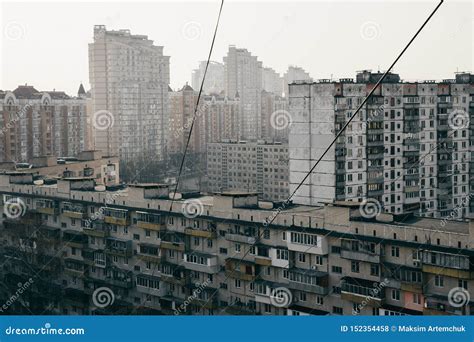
[299,292,307,302]
[391,246,400,258]
[316,296,324,305]
[332,266,342,273]
[434,275,444,287]
[235,244,241,253]
[332,306,343,315]
[276,249,289,260]
[391,289,400,301]
[298,253,306,263]
[315,255,323,265]
[413,293,421,304]
[235,279,241,288]
[351,261,360,273]
[370,264,379,276]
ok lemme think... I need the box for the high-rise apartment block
[289,71,474,220]
[1,174,472,316]
[224,46,263,140]
[0,85,89,163]
[262,67,283,96]
[207,140,289,201]
[89,25,170,161]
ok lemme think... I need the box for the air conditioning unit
[311,265,318,270]
[413,261,421,267]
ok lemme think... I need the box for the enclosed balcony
[340,239,381,263]
[136,211,165,231]
[137,243,162,262]
[183,252,218,273]
[341,277,385,307]
[225,258,257,281]
[105,237,133,257]
[103,208,129,226]
[62,202,86,219]
[286,268,328,295]
[62,230,88,248]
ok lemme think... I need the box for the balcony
[64,258,86,277]
[37,225,61,242]
[104,267,134,289]
[62,202,86,219]
[184,228,216,239]
[35,199,58,215]
[341,277,385,307]
[183,252,219,273]
[287,268,329,295]
[105,237,133,257]
[136,274,166,296]
[83,222,110,238]
[136,211,165,231]
[225,258,256,281]
[137,243,162,262]
[103,208,129,226]
[161,240,185,252]
[287,231,328,255]
[225,233,256,244]
[341,249,381,263]
[63,230,88,248]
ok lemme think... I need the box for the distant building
[0,85,89,163]
[261,90,289,142]
[262,67,283,96]
[207,140,289,201]
[289,71,474,220]
[191,61,225,94]
[88,25,170,161]
[224,46,263,140]
[283,66,312,97]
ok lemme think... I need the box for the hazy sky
[1,0,472,95]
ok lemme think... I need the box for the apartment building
[283,66,312,98]
[289,71,474,220]
[0,85,89,163]
[262,67,283,96]
[0,173,472,316]
[89,25,170,162]
[261,90,289,142]
[224,46,263,140]
[207,140,289,202]
[191,61,225,94]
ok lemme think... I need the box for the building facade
[224,46,263,140]
[88,25,170,161]
[207,140,289,202]
[0,176,472,316]
[283,66,312,98]
[191,61,225,94]
[0,85,89,163]
[288,71,474,220]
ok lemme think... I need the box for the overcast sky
[1,0,472,95]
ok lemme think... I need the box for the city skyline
[1,1,472,95]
